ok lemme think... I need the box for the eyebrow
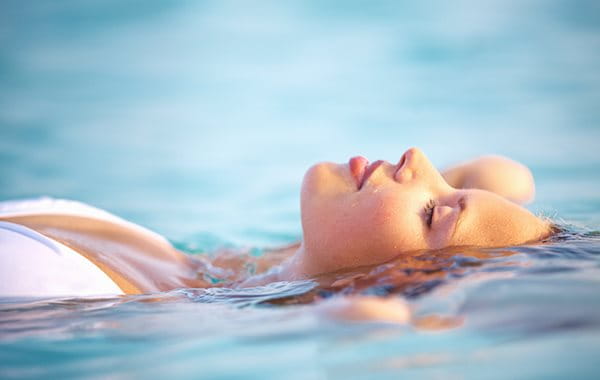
[451,195,467,240]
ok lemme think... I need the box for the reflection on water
[1,232,600,378]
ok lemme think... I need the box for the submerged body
[0,149,552,297]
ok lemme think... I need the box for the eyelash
[424,199,436,227]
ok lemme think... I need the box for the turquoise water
[1,0,600,378]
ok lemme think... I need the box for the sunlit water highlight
[2,234,600,378]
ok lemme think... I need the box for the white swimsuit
[0,198,170,298]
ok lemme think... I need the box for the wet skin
[282,148,551,279]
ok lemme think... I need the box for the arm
[441,155,536,205]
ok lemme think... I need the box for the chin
[301,162,353,202]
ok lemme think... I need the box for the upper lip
[361,160,384,189]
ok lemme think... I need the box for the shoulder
[442,155,536,205]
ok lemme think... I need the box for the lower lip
[349,156,369,189]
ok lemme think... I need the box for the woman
[0,148,552,298]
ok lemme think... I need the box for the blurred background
[1,0,599,248]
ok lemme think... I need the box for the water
[1,0,600,378]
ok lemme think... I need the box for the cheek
[361,195,400,235]
[362,194,420,251]
[303,188,420,262]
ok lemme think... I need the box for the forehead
[449,189,526,247]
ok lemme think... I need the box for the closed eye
[424,199,436,228]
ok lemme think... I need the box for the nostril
[394,149,414,182]
[396,153,407,170]
[394,166,414,183]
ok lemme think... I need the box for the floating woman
[0,148,553,299]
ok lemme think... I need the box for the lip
[362,160,384,189]
[349,156,384,190]
[349,156,368,189]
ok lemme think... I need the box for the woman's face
[298,148,549,276]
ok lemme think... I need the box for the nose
[394,147,421,183]
[394,147,448,188]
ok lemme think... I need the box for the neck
[277,243,311,281]
[235,243,310,287]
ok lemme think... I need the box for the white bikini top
[0,198,169,298]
